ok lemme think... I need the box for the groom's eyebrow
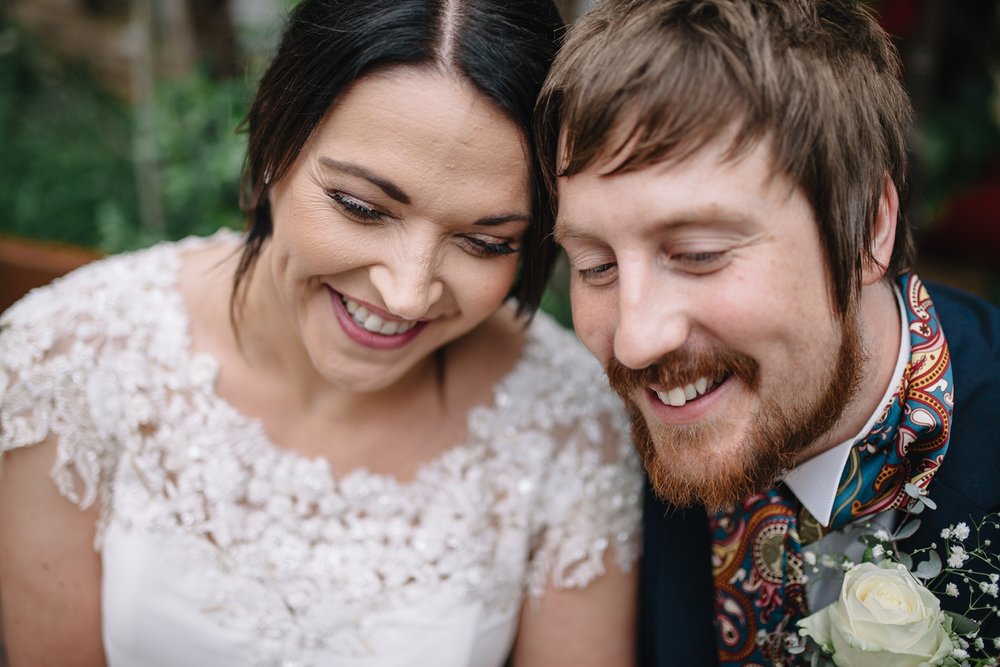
[553,221,593,245]
[555,210,761,244]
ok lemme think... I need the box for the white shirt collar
[782,286,910,527]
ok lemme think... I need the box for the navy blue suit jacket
[637,282,1000,665]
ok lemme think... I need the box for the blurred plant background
[879,0,1000,305]
[0,0,997,328]
[0,0,289,254]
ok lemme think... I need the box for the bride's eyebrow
[475,213,530,228]
[318,157,411,205]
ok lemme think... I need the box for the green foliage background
[0,20,248,253]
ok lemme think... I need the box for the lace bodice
[0,234,642,667]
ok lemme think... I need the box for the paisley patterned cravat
[710,273,954,665]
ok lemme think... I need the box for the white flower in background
[872,544,885,558]
[941,528,952,539]
[945,583,960,597]
[799,562,953,667]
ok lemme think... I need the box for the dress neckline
[160,231,545,491]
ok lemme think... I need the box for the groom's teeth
[340,295,418,336]
[655,376,718,407]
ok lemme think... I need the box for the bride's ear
[862,173,898,285]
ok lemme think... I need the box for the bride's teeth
[695,377,708,394]
[683,383,697,400]
[362,313,384,333]
[341,295,418,336]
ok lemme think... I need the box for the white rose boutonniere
[794,485,999,667]
[799,561,953,666]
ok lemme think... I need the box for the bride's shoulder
[0,232,233,362]
[3,240,172,332]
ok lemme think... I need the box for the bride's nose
[368,237,444,321]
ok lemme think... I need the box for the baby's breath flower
[871,544,885,558]
[949,545,970,568]
[841,560,855,572]
[951,648,969,660]
[974,637,985,650]
[991,573,999,584]
[941,527,952,539]
[952,522,971,541]
[946,583,960,597]
[803,551,816,566]
[874,529,890,541]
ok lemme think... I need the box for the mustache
[605,347,760,396]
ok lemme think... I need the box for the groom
[536,0,1000,664]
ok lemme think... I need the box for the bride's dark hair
[232,0,563,325]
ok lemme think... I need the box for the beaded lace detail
[0,234,642,664]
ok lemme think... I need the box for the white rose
[798,561,953,667]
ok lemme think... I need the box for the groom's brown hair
[536,0,914,316]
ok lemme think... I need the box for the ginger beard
[606,310,865,512]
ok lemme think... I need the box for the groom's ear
[862,173,898,286]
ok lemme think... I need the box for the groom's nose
[613,260,691,370]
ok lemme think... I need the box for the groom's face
[555,137,864,510]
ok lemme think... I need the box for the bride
[0,1,641,665]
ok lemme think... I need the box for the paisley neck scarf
[710,273,953,665]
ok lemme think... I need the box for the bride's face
[264,67,532,393]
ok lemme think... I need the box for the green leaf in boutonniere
[913,550,942,580]
[945,611,979,636]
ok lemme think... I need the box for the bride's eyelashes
[328,191,386,223]
[327,189,520,259]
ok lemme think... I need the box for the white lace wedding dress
[0,235,642,667]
